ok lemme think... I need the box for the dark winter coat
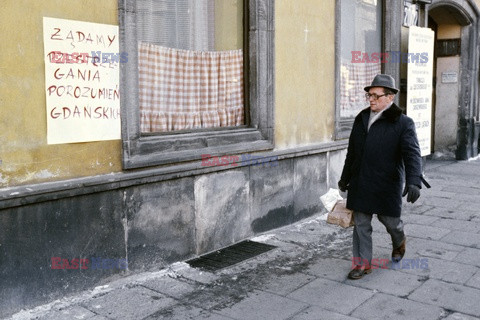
[340,103,423,217]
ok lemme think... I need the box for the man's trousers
[352,211,405,265]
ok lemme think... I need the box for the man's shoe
[347,266,372,280]
[392,237,406,263]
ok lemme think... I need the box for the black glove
[402,185,420,203]
[338,180,348,192]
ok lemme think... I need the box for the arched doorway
[427,0,480,159]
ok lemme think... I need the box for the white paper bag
[320,188,343,212]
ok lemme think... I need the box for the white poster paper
[43,17,121,144]
[407,26,435,157]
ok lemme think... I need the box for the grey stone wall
[0,146,347,318]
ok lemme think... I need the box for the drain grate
[186,240,276,272]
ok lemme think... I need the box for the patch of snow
[319,213,328,221]
[468,154,480,162]
[251,234,276,242]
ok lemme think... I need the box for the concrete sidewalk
[7,159,480,320]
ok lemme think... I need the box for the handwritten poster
[43,17,120,144]
[407,26,434,157]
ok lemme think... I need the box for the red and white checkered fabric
[138,42,244,132]
[339,61,381,118]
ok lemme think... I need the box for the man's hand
[402,185,420,203]
[338,180,348,192]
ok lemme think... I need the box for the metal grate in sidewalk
[186,240,276,272]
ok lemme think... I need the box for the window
[119,0,274,169]
[137,0,244,133]
[335,0,383,138]
[136,0,216,51]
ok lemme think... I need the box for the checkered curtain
[138,42,244,132]
[340,61,381,118]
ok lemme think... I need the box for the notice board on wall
[43,17,121,144]
[407,26,435,157]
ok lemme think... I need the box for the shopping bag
[327,199,354,228]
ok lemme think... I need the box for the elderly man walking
[338,74,424,280]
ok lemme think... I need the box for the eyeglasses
[365,93,388,100]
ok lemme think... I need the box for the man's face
[367,87,394,113]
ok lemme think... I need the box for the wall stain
[251,205,294,233]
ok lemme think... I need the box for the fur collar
[360,103,404,130]
[382,103,403,122]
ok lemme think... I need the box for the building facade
[1,0,479,316]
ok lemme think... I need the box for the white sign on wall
[407,26,435,157]
[441,71,458,83]
[43,17,121,144]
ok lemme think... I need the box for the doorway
[428,12,461,159]
[427,1,480,160]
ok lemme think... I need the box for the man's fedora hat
[364,74,399,94]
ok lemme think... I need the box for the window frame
[118,0,275,169]
[334,0,402,140]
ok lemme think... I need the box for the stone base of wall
[0,145,347,317]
